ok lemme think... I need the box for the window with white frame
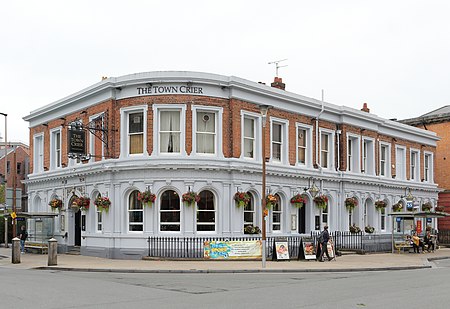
[196,111,215,154]
[272,194,282,231]
[380,207,386,231]
[152,105,186,156]
[322,203,328,229]
[380,144,389,177]
[33,133,44,173]
[89,113,105,162]
[297,124,312,166]
[347,135,359,172]
[362,138,375,175]
[395,146,406,180]
[320,131,333,169]
[120,106,147,157]
[50,128,61,170]
[197,190,216,232]
[160,111,181,153]
[95,193,102,232]
[128,190,144,232]
[192,106,223,156]
[160,190,181,232]
[270,118,289,164]
[272,123,282,162]
[410,150,420,181]
[243,117,256,159]
[424,153,432,182]
[128,112,144,154]
[244,193,255,230]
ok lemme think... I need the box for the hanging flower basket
[349,224,361,234]
[182,191,200,206]
[365,225,375,234]
[244,224,261,234]
[421,202,432,212]
[435,205,445,212]
[95,196,111,212]
[314,195,328,210]
[392,203,403,212]
[48,198,63,211]
[290,194,306,208]
[375,200,387,211]
[266,194,277,209]
[138,190,156,207]
[234,191,251,208]
[73,196,90,211]
[345,197,358,211]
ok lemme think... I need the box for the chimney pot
[361,103,370,113]
[271,77,286,90]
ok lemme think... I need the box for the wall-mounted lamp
[402,188,414,202]
[304,177,320,198]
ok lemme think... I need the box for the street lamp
[260,105,270,268]
[0,112,7,248]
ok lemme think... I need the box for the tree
[0,184,4,204]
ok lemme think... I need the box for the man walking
[317,225,332,262]
[19,225,28,253]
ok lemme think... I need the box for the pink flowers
[234,192,251,207]
[138,191,156,206]
[182,191,200,206]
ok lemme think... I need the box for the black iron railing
[146,232,385,259]
[438,230,450,245]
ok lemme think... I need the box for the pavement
[1,247,449,273]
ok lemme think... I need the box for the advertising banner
[203,240,262,259]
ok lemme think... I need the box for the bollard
[48,238,58,266]
[12,237,20,264]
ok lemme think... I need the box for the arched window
[272,194,282,231]
[160,190,180,232]
[244,192,255,229]
[197,190,216,232]
[128,190,143,232]
[95,193,102,232]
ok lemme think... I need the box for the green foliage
[0,184,4,204]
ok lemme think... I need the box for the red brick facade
[28,95,436,181]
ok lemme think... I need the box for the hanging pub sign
[68,128,86,155]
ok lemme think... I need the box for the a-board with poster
[299,238,317,260]
[327,239,335,259]
[273,237,290,261]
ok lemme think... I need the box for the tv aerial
[268,59,288,76]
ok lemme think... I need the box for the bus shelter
[389,211,448,253]
[17,212,58,244]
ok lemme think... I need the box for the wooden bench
[394,241,413,254]
[24,242,48,254]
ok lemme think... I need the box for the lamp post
[260,105,270,268]
[0,112,7,248]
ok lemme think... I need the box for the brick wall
[28,95,436,178]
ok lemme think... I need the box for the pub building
[23,71,439,259]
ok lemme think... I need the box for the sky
[1,0,449,144]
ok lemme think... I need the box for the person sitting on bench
[424,231,435,252]
[412,232,425,253]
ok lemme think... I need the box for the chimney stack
[271,77,285,90]
[361,103,370,113]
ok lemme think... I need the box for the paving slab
[1,247,449,273]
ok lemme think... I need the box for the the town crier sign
[137,85,204,95]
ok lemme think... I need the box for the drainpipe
[315,90,325,173]
[336,127,342,172]
[336,127,342,230]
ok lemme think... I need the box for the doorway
[298,205,306,233]
[74,210,81,246]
